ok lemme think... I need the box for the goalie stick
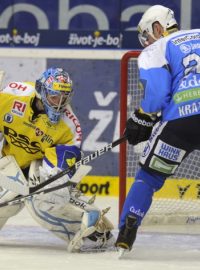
[0,136,127,207]
[29,135,127,193]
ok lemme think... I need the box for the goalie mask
[137,5,178,47]
[35,67,73,124]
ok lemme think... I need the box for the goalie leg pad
[68,207,115,253]
[67,210,100,252]
[0,189,24,229]
[25,199,83,244]
[80,209,115,252]
[27,163,115,253]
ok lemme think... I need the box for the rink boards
[79,176,200,200]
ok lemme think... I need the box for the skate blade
[117,247,127,259]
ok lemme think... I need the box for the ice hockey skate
[115,215,138,258]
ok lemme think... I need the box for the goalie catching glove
[125,109,157,145]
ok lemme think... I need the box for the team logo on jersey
[4,113,13,123]
[154,140,185,162]
[35,127,54,143]
[141,142,150,157]
[35,127,44,136]
[41,134,53,144]
[12,100,26,117]
[4,126,41,154]
[9,82,28,91]
[180,44,191,53]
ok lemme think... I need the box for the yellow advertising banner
[79,176,200,200]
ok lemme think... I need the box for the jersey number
[183,53,200,75]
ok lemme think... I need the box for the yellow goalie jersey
[0,82,82,169]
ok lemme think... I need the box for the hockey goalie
[0,67,115,252]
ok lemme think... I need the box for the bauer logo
[67,31,121,48]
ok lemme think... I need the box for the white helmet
[138,5,178,47]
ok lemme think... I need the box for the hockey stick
[0,165,91,207]
[0,136,127,207]
[29,135,127,193]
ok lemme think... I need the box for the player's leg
[116,118,197,252]
[116,168,165,251]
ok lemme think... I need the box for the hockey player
[0,67,115,252]
[116,4,200,254]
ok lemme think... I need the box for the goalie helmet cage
[119,50,200,225]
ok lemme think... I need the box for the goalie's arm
[0,136,126,201]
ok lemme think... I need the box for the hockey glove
[44,145,82,179]
[125,109,155,145]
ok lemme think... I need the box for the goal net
[119,51,200,225]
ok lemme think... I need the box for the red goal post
[119,50,141,215]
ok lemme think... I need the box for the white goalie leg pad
[0,155,25,229]
[28,160,92,213]
[25,161,93,243]
[67,190,115,253]
[28,159,70,212]
[0,188,24,229]
[25,198,83,244]
[0,155,28,195]
[80,213,116,252]
[67,210,101,252]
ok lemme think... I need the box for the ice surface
[0,198,200,270]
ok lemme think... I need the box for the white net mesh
[125,56,200,225]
